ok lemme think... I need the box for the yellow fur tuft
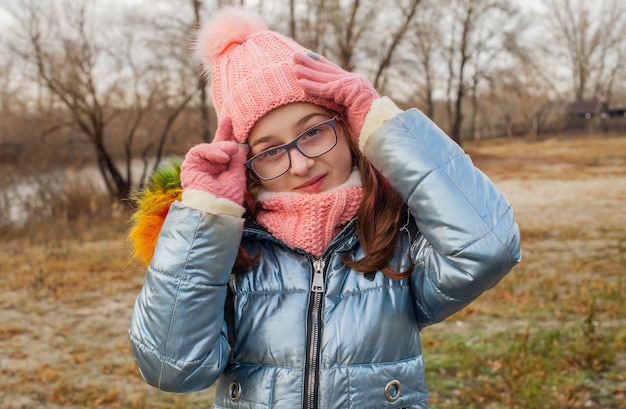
[128,187,182,266]
[128,158,183,266]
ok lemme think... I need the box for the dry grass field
[1,133,625,408]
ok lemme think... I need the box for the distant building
[608,107,626,118]
[564,98,610,133]
[565,98,609,119]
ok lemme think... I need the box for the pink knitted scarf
[256,172,363,257]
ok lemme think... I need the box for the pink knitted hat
[194,7,343,143]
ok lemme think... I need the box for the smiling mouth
[295,174,326,192]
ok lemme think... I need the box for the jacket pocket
[342,355,428,409]
[214,364,301,409]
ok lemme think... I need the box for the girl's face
[247,102,353,194]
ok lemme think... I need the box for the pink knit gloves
[180,118,247,205]
[293,52,379,141]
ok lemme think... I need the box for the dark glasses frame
[244,117,338,180]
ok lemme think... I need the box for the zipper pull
[311,259,325,293]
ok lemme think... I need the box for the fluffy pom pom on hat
[194,6,342,143]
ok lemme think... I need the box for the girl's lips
[295,174,326,193]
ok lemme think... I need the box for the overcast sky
[0,0,548,28]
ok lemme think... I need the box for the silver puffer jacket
[129,108,521,409]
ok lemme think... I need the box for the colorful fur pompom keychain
[128,158,183,266]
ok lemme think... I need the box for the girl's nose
[288,148,315,175]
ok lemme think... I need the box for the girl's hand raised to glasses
[180,117,247,205]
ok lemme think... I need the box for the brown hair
[343,140,411,279]
[234,117,411,280]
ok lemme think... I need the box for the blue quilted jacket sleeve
[363,108,521,327]
[128,201,244,392]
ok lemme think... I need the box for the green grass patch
[424,301,625,408]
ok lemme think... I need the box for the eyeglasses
[244,117,338,180]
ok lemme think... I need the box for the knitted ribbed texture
[195,7,342,144]
[256,174,363,257]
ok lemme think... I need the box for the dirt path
[496,175,626,230]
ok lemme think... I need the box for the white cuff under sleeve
[359,96,403,152]
[181,189,245,218]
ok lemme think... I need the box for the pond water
[1,158,162,226]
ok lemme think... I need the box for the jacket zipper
[243,224,356,409]
[304,258,325,409]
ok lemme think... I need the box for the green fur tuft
[146,157,182,192]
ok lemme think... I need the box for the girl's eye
[259,147,284,161]
[302,127,321,140]
[262,148,279,157]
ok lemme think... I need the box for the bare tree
[540,0,626,103]
[0,60,29,166]
[490,24,562,138]
[370,0,423,89]
[192,0,214,143]
[331,0,365,70]
[5,0,198,200]
[288,0,297,40]
[264,0,329,56]
[24,2,130,198]
[280,0,425,98]
[403,0,445,118]
[440,0,521,145]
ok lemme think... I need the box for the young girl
[128,6,521,409]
